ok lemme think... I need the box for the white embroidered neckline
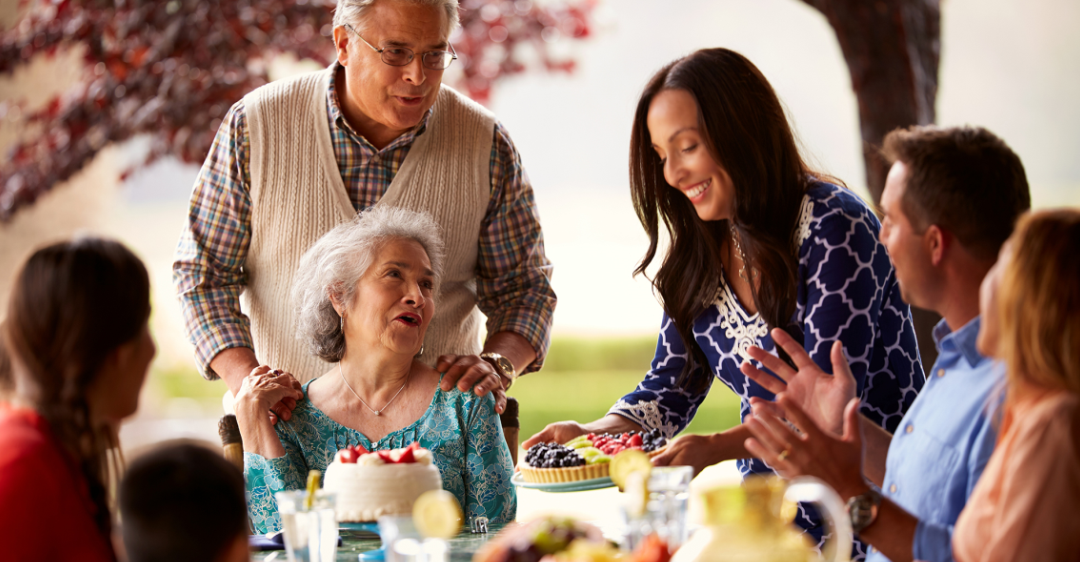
[710,281,769,363]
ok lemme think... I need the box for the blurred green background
[510,335,742,440]
[150,335,743,440]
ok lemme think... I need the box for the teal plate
[511,472,614,492]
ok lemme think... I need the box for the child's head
[120,442,249,562]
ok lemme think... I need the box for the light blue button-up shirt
[866,317,1002,562]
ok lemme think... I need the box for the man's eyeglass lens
[347,25,456,70]
[383,48,456,70]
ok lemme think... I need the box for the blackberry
[526,442,585,468]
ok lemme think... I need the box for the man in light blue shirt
[740,125,1031,561]
[873,319,1000,561]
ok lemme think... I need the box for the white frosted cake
[323,443,443,522]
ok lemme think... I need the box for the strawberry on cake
[324,442,443,522]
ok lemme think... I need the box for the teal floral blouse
[244,379,517,534]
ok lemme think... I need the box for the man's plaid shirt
[173,66,555,379]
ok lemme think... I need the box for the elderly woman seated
[237,207,516,534]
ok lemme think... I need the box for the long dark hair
[630,48,818,392]
[2,237,151,555]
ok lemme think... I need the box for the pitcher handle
[784,477,853,562]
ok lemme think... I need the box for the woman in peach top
[953,209,1080,562]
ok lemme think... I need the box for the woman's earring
[416,345,425,357]
[340,315,345,334]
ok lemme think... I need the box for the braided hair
[3,236,151,554]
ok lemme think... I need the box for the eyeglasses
[345,24,458,71]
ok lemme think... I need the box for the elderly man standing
[740,125,1031,562]
[173,0,555,419]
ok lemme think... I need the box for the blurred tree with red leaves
[0,0,596,221]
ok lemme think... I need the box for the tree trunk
[802,0,942,373]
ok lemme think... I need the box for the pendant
[374,410,381,416]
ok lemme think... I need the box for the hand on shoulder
[436,354,507,414]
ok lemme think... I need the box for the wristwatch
[847,485,882,534]
[480,352,516,389]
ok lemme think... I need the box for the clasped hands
[740,328,869,500]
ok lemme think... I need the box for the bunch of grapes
[525,442,586,468]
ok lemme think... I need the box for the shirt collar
[325,62,433,151]
[932,316,985,367]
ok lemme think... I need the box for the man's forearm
[210,347,260,396]
[859,414,894,486]
[483,331,537,378]
[718,423,753,460]
[853,496,919,562]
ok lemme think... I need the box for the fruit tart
[518,429,668,483]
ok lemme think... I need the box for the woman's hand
[740,327,856,436]
[744,393,868,500]
[235,366,304,413]
[268,370,303,424]
[234,366,304,457]
[522,415,643,450]
[651,433,728,477]
[436,354,506,414]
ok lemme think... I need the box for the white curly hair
[292,206,445,362]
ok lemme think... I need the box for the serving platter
[511,472,614,493]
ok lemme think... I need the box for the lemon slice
[610,449,652,490]
[304,469,321,510]
[413,489,462,539]
[624,470,650,518]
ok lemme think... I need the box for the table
[252,525,503,562]
[252,461,743,561]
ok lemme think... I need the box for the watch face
[483,353,514,379]
[847,490,880,532]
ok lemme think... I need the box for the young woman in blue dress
[526,48,925,556]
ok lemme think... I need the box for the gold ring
[777,449,790,462]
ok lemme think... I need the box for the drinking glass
[378,515,451,562]
[276,490,338,562]
[622,465,693,551]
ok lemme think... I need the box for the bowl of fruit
[518,429,668,484]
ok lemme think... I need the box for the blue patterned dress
[244,380,517,534]
[609,182,925,558]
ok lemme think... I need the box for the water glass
[276,490,338,562]
[378,515,450,562]
[622,465,693,550]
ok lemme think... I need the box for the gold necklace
[729,223,758,282]
[338,363,409,416]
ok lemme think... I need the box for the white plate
[511,472,614,492]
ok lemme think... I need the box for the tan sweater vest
[242,68,495,383]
